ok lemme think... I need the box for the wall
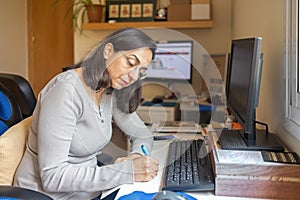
[74,0,232,100]
[0,0,27,77]
[232,0,300,154]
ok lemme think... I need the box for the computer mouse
[152,190,187,200]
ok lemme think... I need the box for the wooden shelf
[82,20,213,30]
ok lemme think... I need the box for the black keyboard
[218,129,248,150]
[162,139,215,192]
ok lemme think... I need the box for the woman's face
[106,47,153,90]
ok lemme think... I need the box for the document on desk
[101,141,169,199]
[152,121,201,133]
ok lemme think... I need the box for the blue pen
[141,145,149,156]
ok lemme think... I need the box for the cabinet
[82,20,213,30]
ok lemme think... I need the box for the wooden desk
[207,130,300,199]
[104,133,273,200]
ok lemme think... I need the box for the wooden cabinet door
[27,0,74,95]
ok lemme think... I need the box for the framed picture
[120,4,130,18]
[105,0,156,22]
[131,4,142,18]
[108,4,119,18]
[142,3,154,17]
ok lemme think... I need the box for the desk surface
[103,133,271,200]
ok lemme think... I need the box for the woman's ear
[103,43,114,59]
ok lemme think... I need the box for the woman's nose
[128,67,140,81]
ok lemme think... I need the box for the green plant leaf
[51,0,104,33]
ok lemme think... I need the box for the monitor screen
[145,41,193,82]
[227,37,262,139]
[221,37,284,151]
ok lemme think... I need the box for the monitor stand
[218,129,285,152]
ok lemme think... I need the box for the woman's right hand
[132,156,159,182]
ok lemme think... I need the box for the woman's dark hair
[114,79,143,114]
[63,28,157,113]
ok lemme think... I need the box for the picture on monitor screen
[145,40,193,83]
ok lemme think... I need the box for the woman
[13,28,159,200]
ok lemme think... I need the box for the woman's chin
[112,84,126,90]
[113,82,133,90]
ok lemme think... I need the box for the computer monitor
[145,40,193,83]
[220,37,284,151]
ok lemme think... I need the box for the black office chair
[0,73,37,118]
[0,82,23,136]
[0,82,52,199]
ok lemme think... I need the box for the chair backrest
[0,116,32,185]
[0,82,23,136]
[0,73,36,119]
[0,116,52,199]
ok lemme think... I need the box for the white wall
[0,0,27,77]
[232,0,300,154]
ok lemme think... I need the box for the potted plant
[52,0,105,32]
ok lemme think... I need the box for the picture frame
[131,4,142,18]
[142,3,154,17]
[108,4,119,18]
[120,4,130,18]
[105,0,156,22]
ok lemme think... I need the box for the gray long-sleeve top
[13,70,153,200]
